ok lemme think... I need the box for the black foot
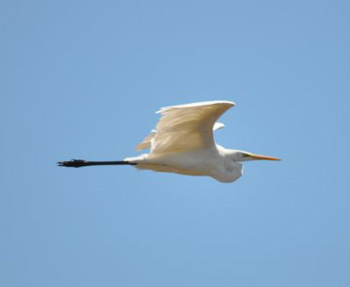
[57,159,87,168]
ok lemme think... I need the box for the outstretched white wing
[137,101,235,154]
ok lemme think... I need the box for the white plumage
[125,100,279,183]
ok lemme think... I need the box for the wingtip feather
[156,100,235,114]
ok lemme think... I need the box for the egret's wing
[213,122,225,131]
[136,130,157,151]
[137,122,226,151]
[137,101,235,153]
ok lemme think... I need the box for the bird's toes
[57,159,85,168]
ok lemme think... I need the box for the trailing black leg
[57,159,137,168]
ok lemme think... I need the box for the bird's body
[59,100,279,183]
[125,145,242,183]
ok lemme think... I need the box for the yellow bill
[250,154,281,161]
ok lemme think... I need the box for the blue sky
[1,0,349,286]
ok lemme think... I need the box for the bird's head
[230,150,280,162]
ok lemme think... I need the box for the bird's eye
[242,153,250,158]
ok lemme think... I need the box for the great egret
[58,101,280,183]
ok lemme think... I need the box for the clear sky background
[1,0,349,286]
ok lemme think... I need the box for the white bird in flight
[59,101,280,183]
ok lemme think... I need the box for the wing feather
[137,101,235,153]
